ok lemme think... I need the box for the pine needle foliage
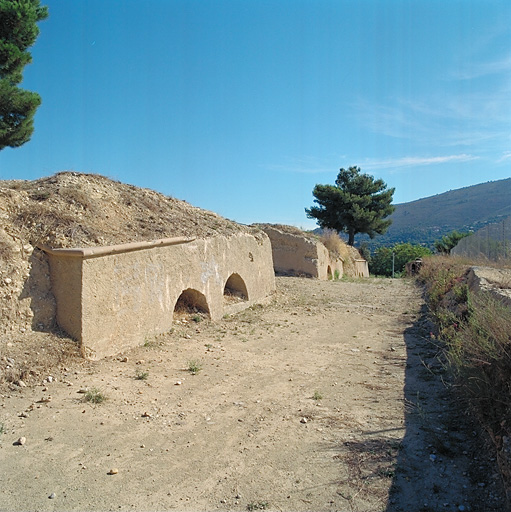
[0,0,48,149]
[306,166,395,246]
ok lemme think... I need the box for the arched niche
[223,273,248,304]
[174,288,210,321]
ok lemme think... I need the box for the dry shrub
[418,255,511,499]
[13,202,99,247]
[319,229,343,256]
[59,187,97,212]
[319,229,357,276]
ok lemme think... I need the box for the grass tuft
[187,360,202,375]
[83,387,106,404]
[247,501,269,511]
[135,370,149,381]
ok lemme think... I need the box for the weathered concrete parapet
[41,232,275,360]
[260,225,343,280]
[353,259,369,278]
[467,266,511,308]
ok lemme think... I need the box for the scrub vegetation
[418,255,511,499]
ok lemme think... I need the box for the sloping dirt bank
[0,277,505,511]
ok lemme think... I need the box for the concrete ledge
[467,266,511,308]
[38,236,194,259]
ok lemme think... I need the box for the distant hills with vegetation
[357,177,511,251]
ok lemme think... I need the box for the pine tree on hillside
[306,166,395,246]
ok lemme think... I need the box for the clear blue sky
[1,0,510,229]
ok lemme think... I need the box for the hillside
[0,171,250,250]
[359,177,511,250]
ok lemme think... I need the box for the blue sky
[1,0,510,229]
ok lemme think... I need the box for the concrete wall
[43,233,275,360]
[467,266,511,308]
[354,259,370,278]
[260,226,343,279]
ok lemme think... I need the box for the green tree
[434,230,470,255]
[0,0,48,150]
[305,166,395,246]
[358,241,372,265]
[370,243,431,277]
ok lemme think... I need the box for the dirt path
[0,277,506,511]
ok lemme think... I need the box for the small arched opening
[174,288,210,322]
[327,266,333,280]
[224,273,248,305]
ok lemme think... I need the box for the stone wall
[42,232,275,360]
[260,226,343,280]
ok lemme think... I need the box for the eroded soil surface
[0,277,507,511]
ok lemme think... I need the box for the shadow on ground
[330,300,507,512]
[386,304,507,512]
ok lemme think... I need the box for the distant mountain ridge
[359,178,511,249]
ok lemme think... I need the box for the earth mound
[1,171,251,251]
[0,172,260,387]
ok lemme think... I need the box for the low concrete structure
[353,259,370,278]
[260,225,343,280]
[467,266,511,308]
[41,232,275,359]
[405,258,423,276]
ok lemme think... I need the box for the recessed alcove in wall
[224,273,248,305]
[174,288,211,321]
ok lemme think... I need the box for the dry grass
[59,187,97,213]
[418,255,511,501]
[223,289,246,304]
[12,201,98,247]
[319,229,358,276]
[319,229,344,257]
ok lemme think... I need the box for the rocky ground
[0,277,507,512]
